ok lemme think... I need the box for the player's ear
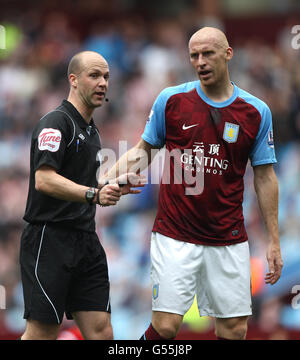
[69,74,78,88]
[225,47,233,62]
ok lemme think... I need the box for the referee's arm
[35,165,121,206]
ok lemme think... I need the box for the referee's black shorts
[19,223,111,324]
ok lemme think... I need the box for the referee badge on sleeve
[38,128,62,152]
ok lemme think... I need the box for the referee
[19,51,144,340]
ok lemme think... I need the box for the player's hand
[265,242,283,285]
[98,184,122,206]
[116,172,147,195]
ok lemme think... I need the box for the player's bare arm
[99,138,154,195]
[253,164,283,285]
[35,165,121,206]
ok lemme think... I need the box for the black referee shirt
[23,100,102,232]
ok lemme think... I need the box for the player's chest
[165,104,260,153]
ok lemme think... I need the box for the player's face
[76,61,109,108]
[189,40,231,87]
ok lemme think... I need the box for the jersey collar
[195,81,238,108]
[61,100,96,129]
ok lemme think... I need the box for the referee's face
[76,58,109,109]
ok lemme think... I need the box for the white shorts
[150,232,252,318]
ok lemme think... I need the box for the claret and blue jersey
[142,81,277,246]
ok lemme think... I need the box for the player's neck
[67,94,94,124]
[200,76,234,103]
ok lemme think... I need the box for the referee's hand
[98,184,122,206]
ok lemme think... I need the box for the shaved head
[67,51,108,77]
[67,50,109,112]
[188,27,233,91]
[189,27,229,51]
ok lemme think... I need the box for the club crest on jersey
[223,122,239,143]
[153,284,159,300]
[38,128,62,152]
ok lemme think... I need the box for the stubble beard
[81,92,102,110]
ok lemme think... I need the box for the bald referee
[19,51,144,340]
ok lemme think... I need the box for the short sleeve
[32,111,72,172]
[249,105,277,166]
[141,89,169,148]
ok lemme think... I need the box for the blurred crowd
[0,0,300,340]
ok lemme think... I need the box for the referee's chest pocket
[73,137,87,154]
[67,138,90,170]
[64,137,100,181]
[69,137,97,162]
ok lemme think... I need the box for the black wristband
[96,188,102,206]
[99,179,109,190]
[97,188,107,207]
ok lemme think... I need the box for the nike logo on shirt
[182,123,199,130]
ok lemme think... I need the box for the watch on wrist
[85,187,96,205]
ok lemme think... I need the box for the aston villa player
[105,27,283,340]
